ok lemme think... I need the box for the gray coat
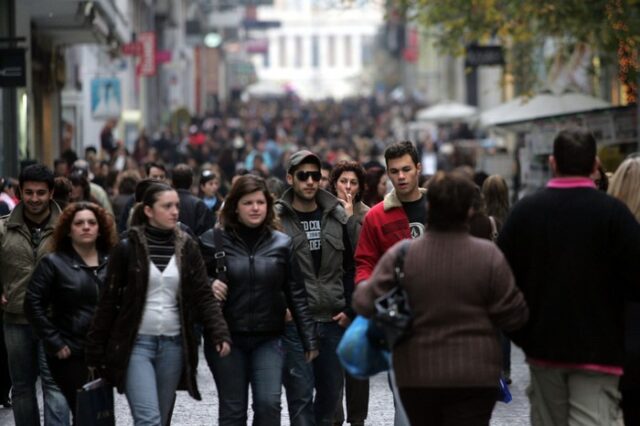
[275,189,350,322]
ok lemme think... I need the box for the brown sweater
[353,230,528,388]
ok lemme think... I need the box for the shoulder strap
[394,239,411,287]
[212,228,228,282]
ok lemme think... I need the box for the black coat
[177,189,214,236]
[85,226,230,398]
[200,227,318,352]
[25,250,109,356]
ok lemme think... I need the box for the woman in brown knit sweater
[353,172,528,426]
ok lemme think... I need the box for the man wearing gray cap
[275,150,354,426]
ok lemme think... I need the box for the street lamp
[204,32,222,48]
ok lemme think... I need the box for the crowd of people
[0,96,640,426]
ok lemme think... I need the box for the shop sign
[137,32,157,76]
[465,45,504,67]
[0,48,26,87]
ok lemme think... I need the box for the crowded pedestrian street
[0,347,532,425]
[2,1,640,426]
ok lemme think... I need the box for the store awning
[416,101,478,123]
[26,0,130,45]
[480,91,611,128]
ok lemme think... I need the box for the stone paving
[0,347,531,425]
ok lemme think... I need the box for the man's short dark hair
[135,179,158,202]
[171,164,193,190]
[384,141,420,166]
[553,128,597,176]
[145,162,166,176]
[19,164,55,190]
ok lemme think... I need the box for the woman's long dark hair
[130,182,175,227]
[362,167,386,207]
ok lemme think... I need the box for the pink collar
[547,177,596,189]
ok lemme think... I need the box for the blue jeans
[205,335,284,426]
[4,322,70,426]
[124,335,184,426]
[283,321,344,426]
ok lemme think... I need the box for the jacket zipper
[239,231,268,332]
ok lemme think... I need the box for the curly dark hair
[219,175,278,231]
[328,160,366,203]
[51,202,118,253]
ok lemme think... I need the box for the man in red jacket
[355,141,426,285]
[353,140,426,426]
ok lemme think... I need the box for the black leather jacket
[24,250,108,356]
[200,227,318,351]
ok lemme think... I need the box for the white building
[253,0,383,100]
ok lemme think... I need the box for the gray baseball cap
[287,150,321,174]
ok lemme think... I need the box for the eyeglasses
[295,171,322,182]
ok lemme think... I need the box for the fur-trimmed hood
[383,187,427,211]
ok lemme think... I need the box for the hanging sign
[0,48,26,87]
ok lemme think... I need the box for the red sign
[403,28,419,63]
[137,32,156,76]
[122,42,141,56]
[156,50,172,64]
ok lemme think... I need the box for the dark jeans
[283,321,344,426]
[4,322,70,426]
[334,374,369,425]
[399,387,497,426]
[46,355,91,423]
[205,335,284,426]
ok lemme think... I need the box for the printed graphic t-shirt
[295,207,323,275]
[402,194,427,239]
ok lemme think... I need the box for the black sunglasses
[295,171,322,182]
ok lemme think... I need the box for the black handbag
[75,377,115,426]
[370,239,412,350]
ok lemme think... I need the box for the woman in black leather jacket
[200,175,318,426]
[24,202,117,418]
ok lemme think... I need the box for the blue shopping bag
[498,377,512,403]
[337,315,390,379]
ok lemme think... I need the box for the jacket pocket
[324,233,344,253]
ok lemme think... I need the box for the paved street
[0,346,530,425]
